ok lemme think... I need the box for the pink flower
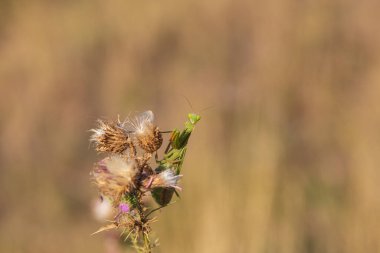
[119,203,130,213]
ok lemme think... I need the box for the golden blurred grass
[1,0,380,252]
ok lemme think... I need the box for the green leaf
[151,187,175,206]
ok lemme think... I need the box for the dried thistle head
[126,111,163,153]
[91,156,138,202]
[138,126,163,153]
[90,119,130,154]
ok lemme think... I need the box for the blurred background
[1,0,380,252]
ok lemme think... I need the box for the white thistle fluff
[89,120,106,142]
[103,156,137,181]
[158,170,182,190]
[125,111,154,134]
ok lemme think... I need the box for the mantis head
[188,113,201,125]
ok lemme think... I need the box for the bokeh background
[1,0,380,252]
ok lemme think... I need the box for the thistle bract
[90,120,131,154]
[125,110,163,153]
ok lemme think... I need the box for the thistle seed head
[125,111,163,153]
[91,156,138,201]
[90,120,130,154]
[136,126,163,153]
[143,170,182,190]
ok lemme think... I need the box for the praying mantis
[152,113,201,206]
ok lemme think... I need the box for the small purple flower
[119,203,130,213]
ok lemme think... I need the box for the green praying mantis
[152,113,201,206]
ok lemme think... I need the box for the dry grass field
[1,0,380,252]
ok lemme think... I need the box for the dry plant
[89,111,200,252]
